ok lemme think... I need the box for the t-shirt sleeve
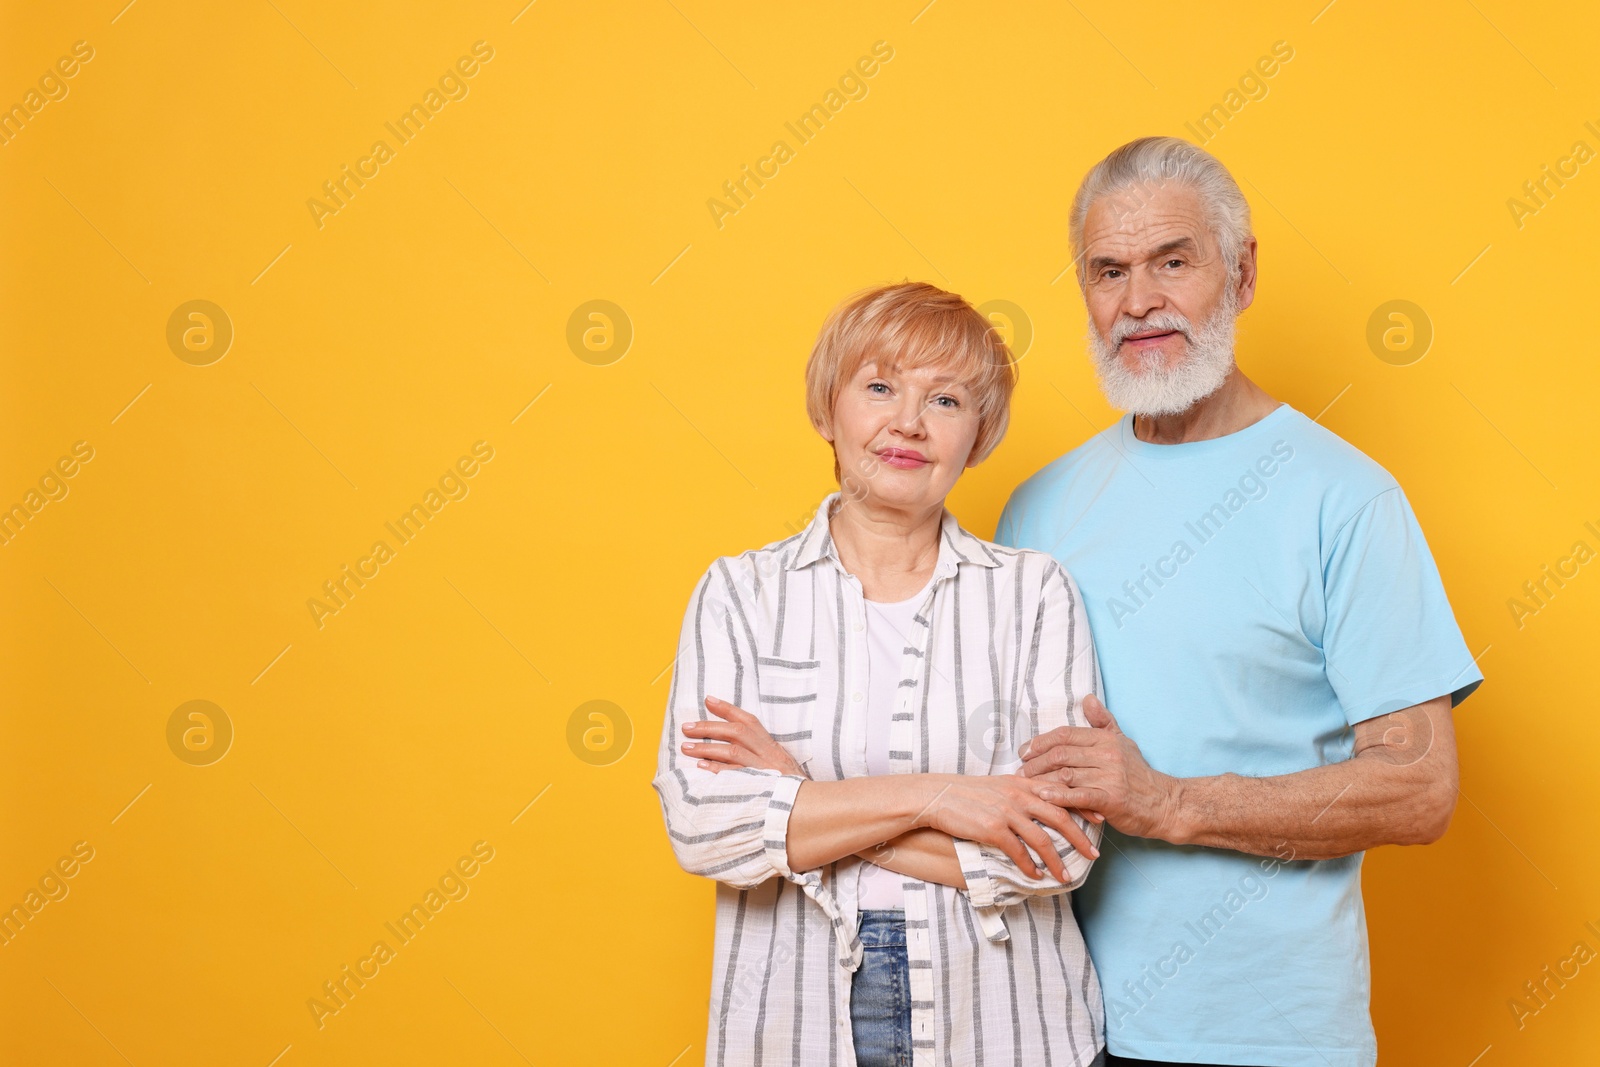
[994,492,1022,548]
[1322,486,1483,726]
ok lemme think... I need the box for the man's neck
[1131,366,1280,445]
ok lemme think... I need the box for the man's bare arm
[1019,694,1458,861]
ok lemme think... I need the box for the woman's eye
[933,395,960,409]
[867,382,889,394]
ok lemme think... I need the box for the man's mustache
[1107,317,1193,350]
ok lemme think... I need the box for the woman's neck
[828,496,943,602]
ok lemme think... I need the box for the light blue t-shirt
[996,403,1481,1067]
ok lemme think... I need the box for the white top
[856,577,934,910]
[652,492,1105,1067]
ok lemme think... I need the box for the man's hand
[685,697,1100,879]
[910,773,1098,880]
[681,696,810,778]
[1018,694,1184,841]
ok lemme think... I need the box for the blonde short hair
[804,282,1017,481]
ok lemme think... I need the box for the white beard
[1088,286,1239,416]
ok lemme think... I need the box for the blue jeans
[850,909,1108,1067]
[850,910,912,1067]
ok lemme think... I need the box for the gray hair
[1068,136,1253,287]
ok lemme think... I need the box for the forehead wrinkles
[1084,207,1210,260]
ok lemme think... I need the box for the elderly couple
[652,136,1481,1067]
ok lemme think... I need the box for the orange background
[1,1,1596,1064]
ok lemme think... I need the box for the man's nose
[1121,269,1164,319]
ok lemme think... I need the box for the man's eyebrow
[1086,236,1200,272]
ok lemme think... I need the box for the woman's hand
[911,773,1099,881]
[681,696,810,778]
[684,699,1098,880]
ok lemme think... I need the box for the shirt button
[853,621,864,632]
[853,692,863,702]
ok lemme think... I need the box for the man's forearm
[1165,740,1458,859]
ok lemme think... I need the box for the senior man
[1000,136,1481,1067]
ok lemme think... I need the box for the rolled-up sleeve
[956,555,1103,938]
[652,562,809,890]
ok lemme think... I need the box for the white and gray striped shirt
[653,492,1106,1067]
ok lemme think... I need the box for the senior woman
[653,281,1107,1067]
